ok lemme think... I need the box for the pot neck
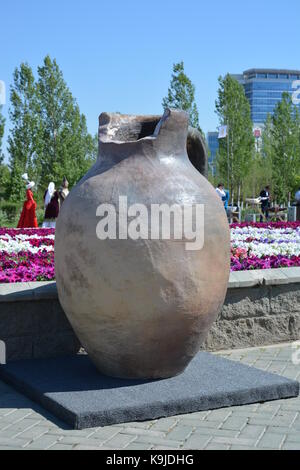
[97,109,189,162]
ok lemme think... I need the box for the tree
[215,74,255,201]
[0,105,10,199]
[268,93,300,203]
[35,55,97,189]
[0,105,4,150]
[162,61,204,135]
[7,63,39,201]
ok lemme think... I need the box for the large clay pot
[55,109,230,379]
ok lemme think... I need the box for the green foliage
[215,74,255,200]
[0,105,10,199]
[5,56,97,205]
[0,105,4,149]
[35,56,97,189]
[0,201,21,226]
[7,63,39,201]
[265,93,300,202]
[162,62,204,136]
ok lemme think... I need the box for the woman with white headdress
[42,182,59,228]
[17,179,38,228]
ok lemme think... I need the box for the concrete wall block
[221,287,270,320]
[32,332,81,359]
[0,303,35,338]
[270,284,300,315]
[2,336,33,362]
[203,313,300,351]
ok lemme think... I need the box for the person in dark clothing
[259,185,271,222]
[42,186,60,228]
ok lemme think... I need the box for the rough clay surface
[55,110,230,379]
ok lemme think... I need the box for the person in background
[58,177,69,207]
[42,182,59,228]
[216,183,226,201]
[259,185,271,222]
[17,180,38,228]
[44,182,55,210]
[216,183,230,214]
[223,189,230,213]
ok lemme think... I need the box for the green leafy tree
[7,63,39,201]
[162,61,204,135]
[0,105,4,149]
[215,74,255,201]
[35,55,96,189]
[0,106,10,199]
[268,93,300,203]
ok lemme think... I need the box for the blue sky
[1,0,300,160]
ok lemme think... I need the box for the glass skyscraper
[232,68,300,125]
[207,68,300,167]
[207,131,219,176]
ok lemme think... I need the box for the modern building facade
[232,68,300,125]
[207,68,300,169]
[207,131,219,176]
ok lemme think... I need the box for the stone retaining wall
[1,268,300,362]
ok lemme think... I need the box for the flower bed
[1,222,300,282]
[231,222,300,271]
[0,228,55,283]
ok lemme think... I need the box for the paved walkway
[0,343,300,450]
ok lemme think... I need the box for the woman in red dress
[17,181,38,228]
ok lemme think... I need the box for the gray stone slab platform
[0,352,298,430]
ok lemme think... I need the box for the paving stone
[0,409,33,423]
[210,436,257,446]
[166,425,194,441]
[205,443,230,450]
[205,410,232,422]
[47,428,98,438]
[0,436,29,448]
[178,411,209,422]
[119,427,166,438]
[230,445,256,450]
[123,421,154,429]
[282,442,300,450]
[257,432,286,449]
[4,418,41,436]
[24,435,61,449]
[182,435,211,449]
[133,435,182,448]
[87,427,121,441]
[105,433,137,448]
[283,432,300,442]
[192,428,239,438]
[0,445,22,450]
[257,403,281,415]
[221,416,247,431]
[0,429,25,439]
[193,420,222,430]
[73,445,105,450]
[49,443,75,450]
[150,418,178,432]
[60,436,105,447]
[238,425,266,439]
[125,442,153,450]
[10,425,47,441]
